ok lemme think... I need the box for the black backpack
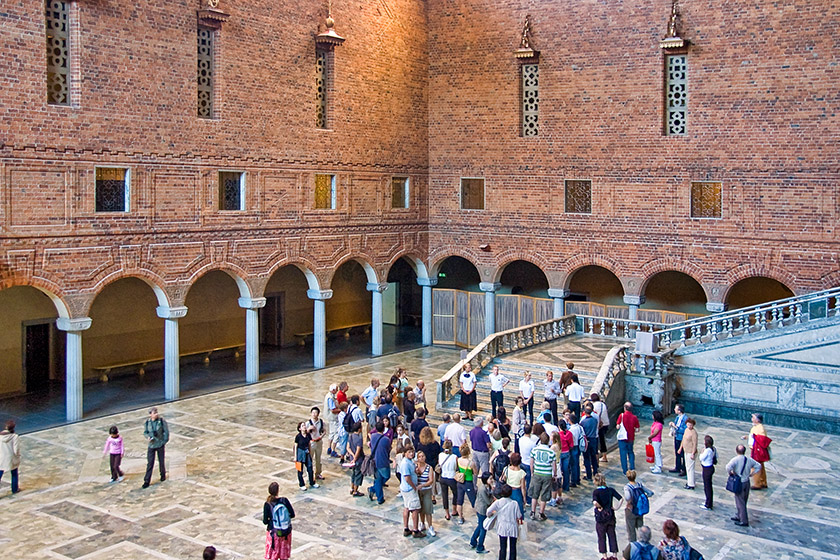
[343,405,361,433]
[492,450,510,480]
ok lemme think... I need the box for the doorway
[260,292,286,346]
[23,321,53,393]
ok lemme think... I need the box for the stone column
[479,282,501,338]
[706,302,727,313]
[56,317,92,423]
[367,283,388,356]
[156,306,188,401]
[417,277,438,346]
[624,295,645,321]
[239,297,267,384]
[307,289,333,369]
[548,288,570,318]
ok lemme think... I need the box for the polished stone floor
[0,344,837,560]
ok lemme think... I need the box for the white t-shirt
[445,422,468,447]
[565,382,585,403]
[518,435,538,465]
[519,379,535,399]
[543,422,559,439]
[460,372,477,392]
[490,372,509,392]
[593,401,609,427]
[440,452,458,478]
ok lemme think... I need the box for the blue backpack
[630,542,658,560]
[630,485,650,516]
[271,501,291,537]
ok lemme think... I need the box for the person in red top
[336,381,349,405]
[616,402,641,475]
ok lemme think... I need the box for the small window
[314,174,336,209]
[460,178,485,210]
[219,171,245,211]
[45,0,70,105]
[564,179,591,214]
[690,181,721,218]
[316,50,328,128]
[391,177,409,209]
[522,64,539,137]
[665,54,687,135]
[197,27,215,119]
[95,168,129,212]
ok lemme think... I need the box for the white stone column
[239,297,267,384]
[548,288,570,318]
[56,317,92,423]
[156,306,188,401]
[706,302,727,313]
[417,277,438,346]
[479,282,501,338]
[367,283,388,356]
[624,295,645,321]
[307,289,333,369]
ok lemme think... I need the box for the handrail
[589,345,630,400]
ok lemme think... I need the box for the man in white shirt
[361,378,380,411]
[324,384,340,457]
[444,413,468,456]
[565,374,585,419]
[413,380,426,407]
[543,371,562,429]
[543,415,559,439]
[517,424,538,506]
[488,365,510,419]
[519,371,536,424]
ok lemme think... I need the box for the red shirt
[618,412,640,442]
[336,390,347,404]
[560,430,575,453]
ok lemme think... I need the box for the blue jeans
[511,488,524,515]
[560,452,570,491]
[522,464,532,505]
[618,440,635,473]
[471,513,488,551]
[0,468,18,493]
[570,447,581,485]
[369,466,390,503]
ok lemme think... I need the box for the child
[103,425,124,483]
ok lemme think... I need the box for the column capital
[366,282,388,293]
[623,295,645,306]
[547,288,570,299]
[56,317,92,332]
[239,297,267,310]
[706,302,728,313]
[307,289,333,301]
[156,306,189,320]
[479,282,501,293]
[417,277,438,287]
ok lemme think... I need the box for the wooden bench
[91,344,245,382]
[293,322,372,345]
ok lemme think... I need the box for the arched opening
[499,260,549,297]
[385,257,423,349]
[497,260,551,329]
[643,271,707,320]
[432,256,483,347]
[259,265,316,375]
[727,277,794,310]
[434,256,481,290]
[567,265,625,317]
[326,260,374,363]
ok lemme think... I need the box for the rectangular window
[316,50,328,128]
[564,179,592,214]
[45,0,70,106]
[666,54,687,135]
[460,178,485,210]
[95,168,130,212]
[690,181,722,218]
[197,27,215,119]
[314,174,336,209]
[391,177,409,209]
[218,171,245,211]
[522,64,539,137]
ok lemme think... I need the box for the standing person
[336,381,349,405]
[335,402,350,458]
[658,520,692,560]
[361,378,381,411]
[293,422,319,491]
[490,437,512,482]
[324,385,340,458]
[543,371,562,427]
[648,411,664,474]
[455,443,478,524]
[103,425,125,483]
[471,473,493,554]
[263,481,295,560]
[346,422,365,497]
[623,470,654,542]
[396,368,410,413]
[404,391,417,424]
[470,416,493,475]
[444,413,468,456]
[416,427,441,474]
[699,435,717,510]
[744,413,770,490]
[591,393,610,463]
[413,380,427,408]
[548,432,564,508]
[459,364,478,420]
[439,440,459,521]
[203,546,217,560]
[592,473,623,560]
[368,420,393,505]
[581,405,600,480]
[502,452,527,515]
[668,404,687,476]
[489,365,510,419]
[142,407,169,489]
[519,371,536,424]
[565,374,585,419]
[518,424,537,505]
[621,526,663,560]
[486,483,524,560]
[678,418,698,490]
[558,420,574,492]
[307,407,327,480]
[411,408,430,447]
[437,413,452,441]
[529,432,556,521]
[415,450,437,536]
[0,420,21,495]
[616,402,641,475]
[567,412,584,487]
[399,446,425,538]
[725,445,761,527]
[512,397,526,449]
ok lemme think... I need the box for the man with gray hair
[324,384,340,457]
[469,416,492,475]
[622,526,662,560]
[726,444,761,527]
[141,407,169,489]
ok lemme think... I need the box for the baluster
[771,307,780,325]
[710,321,718,341]
[654,356,662,377]
[599,318,606,336]
[639,355,647,376]
[623,321,629,338]
[691,325,700,342]
[755,311,764,331]
[795,304,802,324]
[662,331,671,347]
[611,320,618,337]
[739,315,748,332]
[725,318,734,337]
[588,317,595,334]
[679,327,687,347]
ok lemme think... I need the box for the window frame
[664,51,688,136]
[459,177,485,210]
[563,178,592,215]
[314,173,337,210]
[94,166,130,213]
[218,170,246,212]
[391,176,410,209]
[689,181,722,219]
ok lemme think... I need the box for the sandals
[445,513,451,521]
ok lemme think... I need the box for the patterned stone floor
[0,344,838,559]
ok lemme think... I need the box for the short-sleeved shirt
[565,382,586,403]
[505,467,527,487]
[530,443,557,476]
[460,372,477,392]
[470,426,491,453]
[544,379,561,400]
[361,386,378,407]
[445,422,468,448]
[650,421,664,443]
[410,418,429,443]
[519,379,535,399]
[518,435,537,465]
[370,433,392,469]
[490,373,509,392]
[618,412,641,442]
[348,432,364,458]
[437,422,449,440]
[336,390,347,404]
[581,415,599,439]
[399,457,418,491]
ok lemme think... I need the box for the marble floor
[1,345,838,560]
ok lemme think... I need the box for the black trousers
[524,398,535,424]
[499,536,518,560]
[545,398,558,426]
[702,465,715,508]
[109,453,124,480]
[674,438,685,473]
[144,446,166,484]
[491,391,504,419]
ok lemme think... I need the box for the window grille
[219,171,244,211]
[690,181,721,218]
[95,168,129,212]
[197,28,214,118]
[316,51,328,128]
[45,0,69,105]
[564,180,591,214]
[666,54,687,135]
[315,174,336,209]
[391,177,409,208]
[460,178,485,210]
[522,64,539,137]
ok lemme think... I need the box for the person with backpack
[699,435,717,510]
[566,411,584,488]
[621,526,663,560]
[263,481,295,560]
[490,438,511,482]
[592,472,623,560]
[623,470,654,542]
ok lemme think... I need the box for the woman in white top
[438,440,459,520]
[485,483,523,560]
[590,393,610,463]
[519,371,536,424]
[459,363,477,420]
[699,434,717,510]
[512,397,526,442]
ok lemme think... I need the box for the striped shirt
[530,443,557,476]
[417,464,432,485]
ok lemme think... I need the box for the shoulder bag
[361,435,384,477]
[725,456,748,493]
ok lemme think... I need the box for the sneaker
[476,550,490,555]
[311,483,320,489]
[529,511,536,520]
[539,512,548,521]
[109,479,118,484]
[684,485,694,490]
[428,526,436,537]
[412,531,426,538]
[668,468,680,473]
[650,468,661,474]
[118,476,125,482]
[547,499,557,507]
[300,485,307,491]
[458,517,465,525]
[700,505,712,510]
[160,474,166,482]
[316,474,325,480]
[404,528,412,537]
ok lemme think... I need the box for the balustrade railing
[589,345,630,403]
[654,286,840,350]
[576,315,667,340]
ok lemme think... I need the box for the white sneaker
[300,485,307,491]
[428,526,436,537]
[311,483,320,489]
[547,499,557,507]
[117,476,125,482]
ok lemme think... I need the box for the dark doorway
[24,322,51,393]
[261,293,285,347]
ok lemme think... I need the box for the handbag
[295,461,302,472]
[482,513,497,531]
[645,444,655,463]
[617,414,628,441]
[455,469,466,484]
[725,457,748,493]
[361,435,384,477]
